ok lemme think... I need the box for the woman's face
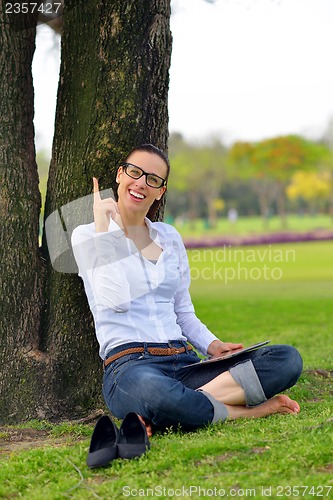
[116,151,167,216]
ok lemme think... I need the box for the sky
[32,0,333,153]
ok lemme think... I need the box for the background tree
[168,136,227,226]
[286,171,332,214]
[321,118,333,219]
[253,136,330,227]
[169,144,206,224]
[229,136,330,228]
[0,0,172,423]
[36,150,50,224]
[228,141,277,228]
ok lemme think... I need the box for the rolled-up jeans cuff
[230,360,267,406]
[198,390,229,423]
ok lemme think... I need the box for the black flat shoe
[86,415,119,468]
[118,412,150,459]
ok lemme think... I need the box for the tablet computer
[181,340,271,370]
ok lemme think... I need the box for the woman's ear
[116,166,123,184]
[156,186,167,201]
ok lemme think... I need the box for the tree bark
[0,3,47,422]
[39,0,172,419]
[0,0,171,423]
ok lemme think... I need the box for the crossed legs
[198,370,300,420]
[140,376,300,437]
[140,345,303,433]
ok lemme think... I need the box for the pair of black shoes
[87,413,150,468]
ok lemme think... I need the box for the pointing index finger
[93,177,101,201]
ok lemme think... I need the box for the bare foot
[225,394,300,420]
[137,415,153,438]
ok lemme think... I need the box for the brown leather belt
[104,344,193,368]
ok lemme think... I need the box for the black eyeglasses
[121,162,166,189]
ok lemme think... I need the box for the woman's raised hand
[93,177,119,233]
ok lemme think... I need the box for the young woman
[71,144,303,436]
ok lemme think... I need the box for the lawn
[0,241,332,499]
[171,214,333,239]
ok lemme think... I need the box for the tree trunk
[251,180,270,230]
[39,0,172,419]
[0,4,47,422]
[188,189,199,229]
[276,184,288,229]
[202,190,218,228]
[0,0,171,423]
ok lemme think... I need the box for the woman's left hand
[207,340,244,359]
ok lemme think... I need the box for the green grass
[172,214,333,238]
[1,241,332,499]
[188,240,333,299]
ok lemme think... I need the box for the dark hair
[117,143,170,221]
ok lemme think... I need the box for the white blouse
[71,218,218,359]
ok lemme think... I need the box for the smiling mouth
[129,189,146,200]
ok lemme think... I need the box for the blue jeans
[102,341,303,431]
